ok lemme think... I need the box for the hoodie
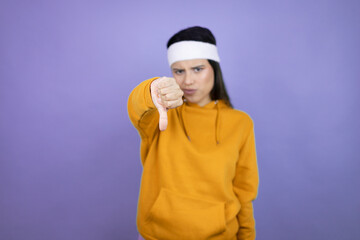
[127,77,259,240]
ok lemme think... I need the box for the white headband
[167,40,220,66]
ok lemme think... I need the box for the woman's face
[171,59,214,107]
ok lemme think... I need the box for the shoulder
[221,106,254,128]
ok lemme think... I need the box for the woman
[128,26,259,240]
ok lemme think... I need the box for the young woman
[128,26,259,240]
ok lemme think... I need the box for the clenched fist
[150,77,184,131]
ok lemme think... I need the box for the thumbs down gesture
[150,77,184,131]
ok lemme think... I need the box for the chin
[184,96,198,103]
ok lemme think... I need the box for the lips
[183,89,196,95]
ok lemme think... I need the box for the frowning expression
[171,59,214,107]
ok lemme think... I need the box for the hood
[176,100,229,145]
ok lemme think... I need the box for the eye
[194,67,203,72]
[174,70,184,75]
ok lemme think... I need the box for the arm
[127,77,160,139]
[233,118,259,240]
[127,77,184,139]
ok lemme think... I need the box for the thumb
[150,79,168,131]
[157,101,168,131]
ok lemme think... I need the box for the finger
[154,94,168,131]
[160,91,184,101]
[162,98,183,109]
[158,84,181,94]
[150,78,168,131]
[157,104,168,131]
[157,77,176,89]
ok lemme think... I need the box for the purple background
[1,0,359,239]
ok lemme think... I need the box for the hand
[150,77,184,131]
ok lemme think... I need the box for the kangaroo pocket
[144,188,226,240]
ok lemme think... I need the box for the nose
[184,71,195,86]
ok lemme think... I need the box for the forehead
[171,59,208,68]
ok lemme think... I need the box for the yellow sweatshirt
[128,77,259,240]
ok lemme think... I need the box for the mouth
[183,89,196,95]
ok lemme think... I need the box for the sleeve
[127,77,160,140]
[233,117,259,240]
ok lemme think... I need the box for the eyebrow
[172,65,205,71]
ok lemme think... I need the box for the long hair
[167,26,233,108]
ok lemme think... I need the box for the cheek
[203,71,214,91]
[207,79,215,93]
[174,76,182,86]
